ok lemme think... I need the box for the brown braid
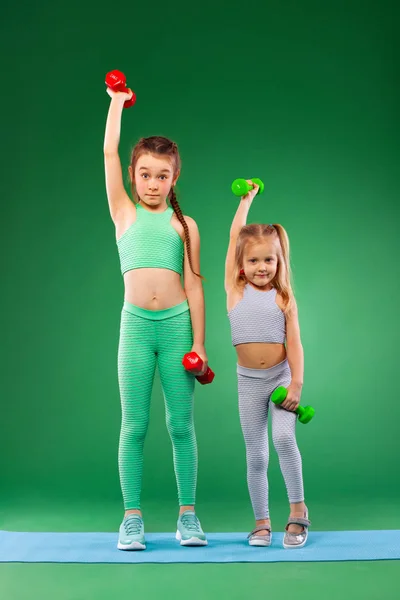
[168,186,204,280]
[129,136,204,279]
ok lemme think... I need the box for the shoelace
[124,516,142,535]
[180,513,201,532]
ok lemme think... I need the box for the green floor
[1,562,399,600]
[1,497,399,599]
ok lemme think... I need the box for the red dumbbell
[182,352,215,385]
[105,70,137,108]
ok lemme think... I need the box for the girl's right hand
[241,180,260,203]
[106,87,134,102]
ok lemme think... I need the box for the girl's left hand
[190,344,208,376]
[281,383,302,412]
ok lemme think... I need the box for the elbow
[184,280,203,297]
[295,340,304,351]
[286,340,303,355]
[103,147,119,157]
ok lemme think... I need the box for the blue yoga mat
[1,530,399,563]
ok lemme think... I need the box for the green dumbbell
[231,178,265,197]
[271,386,315,424]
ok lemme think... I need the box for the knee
[167,416,194,442]
[247,450,268,474]
[272,429,297,455]
[120,417,149,445]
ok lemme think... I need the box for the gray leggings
[238,359,304,520]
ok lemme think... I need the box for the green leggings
[118,299,197,510]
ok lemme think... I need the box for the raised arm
[103,89,135,224]
[224,182,259,292]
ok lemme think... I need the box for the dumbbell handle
[271,386,315,424]
[182,352,215,385]
[231,178,265,197]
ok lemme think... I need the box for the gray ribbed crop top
[228,284,286,346]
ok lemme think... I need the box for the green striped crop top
[116,204,184,275]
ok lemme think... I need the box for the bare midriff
[236,342,286,369]
[123,268,186,310]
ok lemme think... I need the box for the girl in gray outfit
[225,180,310,548]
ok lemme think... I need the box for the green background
[1,0,399,598]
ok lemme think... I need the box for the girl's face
[131,153,178,210]
[242,239,278,290]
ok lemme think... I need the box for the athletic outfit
[228,284,305,522]
[116,203,206,549]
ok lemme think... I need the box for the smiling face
[130,153,179,210]
[242,239,279,289]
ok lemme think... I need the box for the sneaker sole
[283,532,308,549]
[117,541,146,551]
[176,530,208,546]
[249,534,272,547]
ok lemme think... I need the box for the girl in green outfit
[104,85,208,550]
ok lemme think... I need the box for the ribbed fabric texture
[228,285,286,346]
[117,305,197,509]
[237,360,304,520]
[116,204,184,275]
